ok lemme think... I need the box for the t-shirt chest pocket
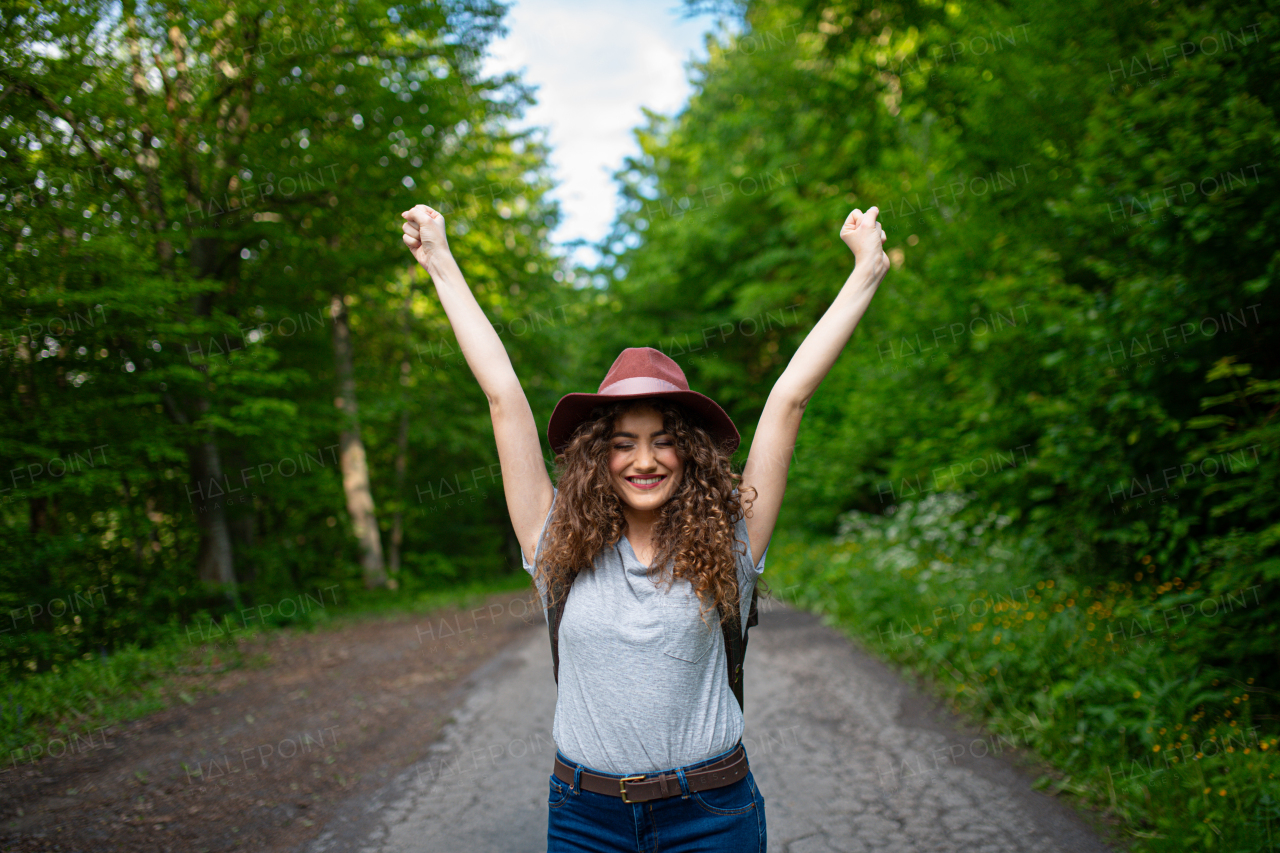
[656,582,716,664]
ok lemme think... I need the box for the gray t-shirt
[521,487,769,774]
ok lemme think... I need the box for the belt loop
[572,763,583,795]
[675,766,690,799]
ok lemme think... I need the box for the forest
[2,0,1277,849]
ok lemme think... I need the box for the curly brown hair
[532,398,768,632]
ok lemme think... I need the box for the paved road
[304,601,1113,853]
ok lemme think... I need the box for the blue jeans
[547,740,767,852]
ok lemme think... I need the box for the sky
[478,0,733,269]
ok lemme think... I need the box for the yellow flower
[1219,790,1227,797]
[1153,745,1161,752]
[1133,691,1142,699]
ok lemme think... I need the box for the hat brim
[547,390,740,455]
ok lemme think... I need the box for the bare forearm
[774,266,882,406]
[425,250,521,404]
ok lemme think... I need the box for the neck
[621,505,659,541]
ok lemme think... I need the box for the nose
[633,442,657,472]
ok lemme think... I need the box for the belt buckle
[618,774,646,803]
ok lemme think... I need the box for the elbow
[487,380,527,412]
[775,389,810,413]
[771,373,813,413]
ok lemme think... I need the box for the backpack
[546,571,760,711]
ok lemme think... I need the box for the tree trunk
[388,290,413,581]
[29,496,49,537]
[176,262,238,596]
[330,293,387,589]
[389,406,409,578]
[191,405,237,590]
[120,474,146,567]
[192,443,237,588]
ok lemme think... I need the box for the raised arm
[739,206,891,563]
[401,204,553,563]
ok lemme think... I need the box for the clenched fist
[839,206,890,281]
[401,204,450,271]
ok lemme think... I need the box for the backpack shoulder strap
[723,584,759,713]
[547,573,571,684]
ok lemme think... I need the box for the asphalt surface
[303,600,1115,852]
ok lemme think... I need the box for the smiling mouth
[626,475,667,489]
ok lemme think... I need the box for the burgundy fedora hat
[547,347,740,454]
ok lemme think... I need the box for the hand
[839,206,890,281]
[401,204,450,270]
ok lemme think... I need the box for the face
[607,404,684,516]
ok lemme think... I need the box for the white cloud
[480,0,725,268]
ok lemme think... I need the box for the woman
[401,200,889,852]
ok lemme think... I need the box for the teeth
[630,477,663,485]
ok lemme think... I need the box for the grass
[0,572,535,771]
[766,492,1279,853]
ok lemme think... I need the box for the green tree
[0,0,567,668]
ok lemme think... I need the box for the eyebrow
[611,430,670,439]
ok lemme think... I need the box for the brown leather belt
[553,742,748,804]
